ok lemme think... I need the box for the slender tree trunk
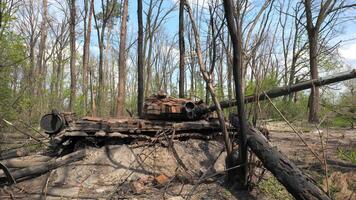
[69,0,76,112]
[223,0,249,188]
[145,36,154,97]
[82,0,94,114]
[116,0,129,117]
[137,0,144,117]
[185,0,233,167]
[36,0,48,97]
[178,0,185,98]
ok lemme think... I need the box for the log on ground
[1,155,52,168]
[1,150,85,184]
[246,127,330,200]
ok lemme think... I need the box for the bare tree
[93,0,119,116]
[178,0,185,98]
[137,0,144,116]
[184,0,233,172]
[68,0,76,111]
[116,0,128,116]
[303,0,356,122]
[82,0,94,114]
[223,0,249,187]
[36,0,48,96]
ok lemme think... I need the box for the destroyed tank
[40,94,228,145]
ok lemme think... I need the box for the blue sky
[77,0,356,68]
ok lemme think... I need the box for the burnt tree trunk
[245,127,330,200]
[69,0,77,112]
[137,0,144,117]
[178,0,185,98]
[223,0,248,187]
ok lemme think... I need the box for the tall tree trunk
[69,0,76,112]
[116,0,129,117]
[307,30,320,123]
[178,0,185,98]
[304,0,322,123]
[223,0,248,188]
[144,36,154,97]
[36,0,48,97]
[137,0,144,117]
[82,0,94,114]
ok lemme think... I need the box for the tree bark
[178,0,185,98]
[69,0,77,112]
[223,0,248,187]
[307,30,320,123]
[116,0,129,117]
[36,0,48,96]
[245,127,330,200]
[82,0,94,114]
[137,0,144,117]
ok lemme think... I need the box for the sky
[125,0,356,68]
[63,0,356,69]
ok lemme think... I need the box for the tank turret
[142,93,208,121]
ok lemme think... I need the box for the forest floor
[0,121,355,200]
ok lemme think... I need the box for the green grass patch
[259,176,294,200]
[331,116,352,128]
[337,148,356,164]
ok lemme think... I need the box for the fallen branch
[0,149,29,160]
[245,127,330,200]
[1,119,47,146]
[1,155,52,168]
[0,150,85,185]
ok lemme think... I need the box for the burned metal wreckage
[40,94,237,148]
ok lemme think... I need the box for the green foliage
[331,116,351,128]
[262,94,309,121]
[95,0,121,27]
[337,148,356,164]
[0,31,26,122]
[245,74,278,96]
[259,176,294,200]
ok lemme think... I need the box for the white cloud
[339,43,356,66]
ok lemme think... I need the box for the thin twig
[2,119,48,147]
[263,91,323,164]
[315,124,329,196]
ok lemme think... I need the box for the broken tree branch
[0,150,85,185]
[244,127,331,200]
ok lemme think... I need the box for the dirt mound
[1,139,238,199]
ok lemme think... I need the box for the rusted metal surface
[143,94,208,120]
[51,117,235,144]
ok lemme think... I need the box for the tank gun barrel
[205,69,356,114]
